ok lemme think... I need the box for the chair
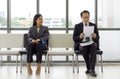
[75,49,103,73]
[19,34,48,73]
[0,34,23,73]
[47,34,75,73]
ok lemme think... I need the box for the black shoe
[90,70,97,77]
[85,70,90,74]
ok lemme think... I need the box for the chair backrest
[23,34,29,48]
[23,33,48,48]
[0,34,23,48]
[48,34,74,48]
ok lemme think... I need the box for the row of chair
[0,34,103,73]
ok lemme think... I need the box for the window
[99,31,120,61]
[11,0,36,28]
[98,0,120,28]
[0,0,7,28]
[69,0,95,28]
[40,0,66,28]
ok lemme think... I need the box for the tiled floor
[0,64,120,79]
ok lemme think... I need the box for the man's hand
[80,33,85,39]
[91,33,97,38]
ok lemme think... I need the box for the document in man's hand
[83,26,94,37]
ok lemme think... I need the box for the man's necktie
[85,23,90,41]
[85,23,87,26]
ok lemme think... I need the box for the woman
[27,14,49,75]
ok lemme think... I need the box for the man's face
[81,13,90,23]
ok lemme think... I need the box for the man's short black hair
[80,10,90,17]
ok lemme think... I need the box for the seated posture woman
[27,14,49,75]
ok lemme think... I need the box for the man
[73,10,99,77]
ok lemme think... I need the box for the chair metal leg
[75,54,77,66]
[45,55,47,72]
[50,55,52,66]
[20,54,22,73]
[76,55,79,73]
[0,56,3,66]
[16,54,18,73]
[96,55,99,65]
[22,55,27,66]
[72,54,74,73]
[100,55,103,73]
[47,54,50,73]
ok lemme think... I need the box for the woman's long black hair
[32,14,42,26]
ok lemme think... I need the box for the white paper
[83,26,94,37]
[80,40,94,46]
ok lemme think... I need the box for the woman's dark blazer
[28,26,49,47]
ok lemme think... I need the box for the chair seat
[19,50,27,54]
[75,50,103,55]
[19,50,48,55]
[0,50,19,55]
[47,50,74,55]
[75,49,103,73]
[97,50,103,55]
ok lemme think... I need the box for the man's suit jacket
[28,26,49,44]
[73,22,99,50]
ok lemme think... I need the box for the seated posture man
[73,10,99,77]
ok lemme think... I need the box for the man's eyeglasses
[82,17,89,19]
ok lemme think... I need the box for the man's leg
[81,46,90,72]
[89,43,97,77]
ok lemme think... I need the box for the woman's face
[36,16,43,26]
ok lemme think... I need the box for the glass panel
[49,30,66,34]
[69,0,95,28]
[0,0,7,61]
[98,0,120,28]
[11,30,28,34]
[0,0,7,28]
[0,30,7,34]
[40,0,66,28]
[99,31,120,61]
[11,0,36,28]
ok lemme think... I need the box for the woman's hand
[32,39,40,43]
[35,39,40,43]
[31,39,36,43]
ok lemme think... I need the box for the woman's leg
[35,44,44,74]
[27,63,32,74]
[27,43,35,74]
[36,63,41,74]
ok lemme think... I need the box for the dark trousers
[27,43,45,63]
[80,43,97,71]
